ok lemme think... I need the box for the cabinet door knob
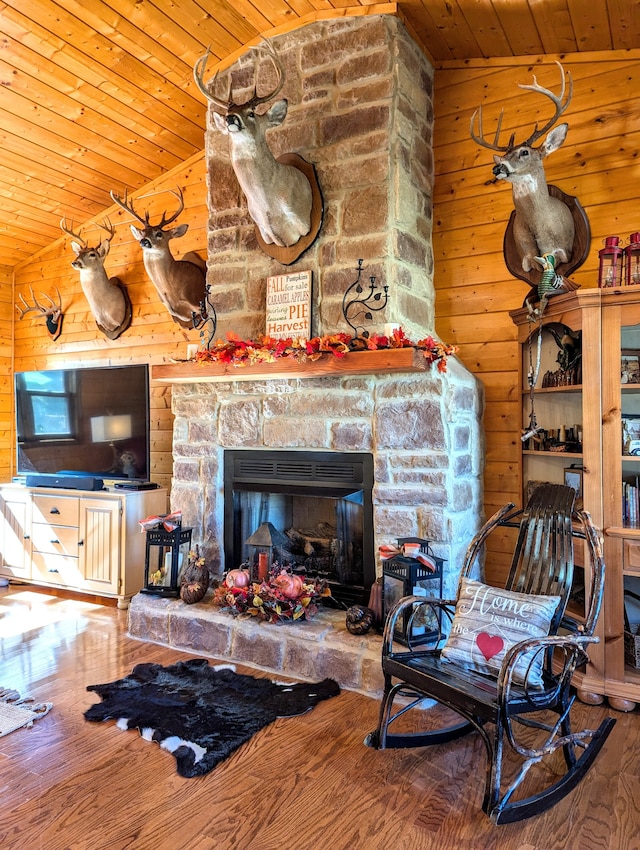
[50,507,60,515]
[50,539,60,545]
[78,540,84,546]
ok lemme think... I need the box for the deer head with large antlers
[471,62,576,277]
[16,287,63,340]
[110,187,206,329]
[60,218,132,340]
[194,40,320,255]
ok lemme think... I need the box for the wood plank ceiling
[1,0,639,271]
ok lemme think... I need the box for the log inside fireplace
[223,450,375,606]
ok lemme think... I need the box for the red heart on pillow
[477,632,504,661]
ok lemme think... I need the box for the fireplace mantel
[152,347,432,384]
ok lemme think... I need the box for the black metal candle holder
[142,525,193,597]
[341,258,389,340]
[382,537,445,646]
[192,283,217,346]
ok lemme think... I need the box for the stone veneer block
[128,594,173,644]
[231,620,285,671]
[169,607,233,658]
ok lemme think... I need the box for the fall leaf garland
[194,328,458,374]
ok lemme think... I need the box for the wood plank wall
[0,264,13,482]
[433,50,640,581]
[11,152,208,495]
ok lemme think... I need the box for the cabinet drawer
[31,523,79,557]
[623,539,640,574]
[31,495,79,527]
[31,552,80,586]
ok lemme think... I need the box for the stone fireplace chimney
[205,14,440,342]
[167,14,485,599]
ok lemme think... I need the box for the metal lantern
[382,537,444,646]
[142,525,193,597]
[625,233,640,287]
[598,235,624,288]
[244,522,289,581]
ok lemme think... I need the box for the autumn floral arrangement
[212,564,331,623]
[194,327,458,373]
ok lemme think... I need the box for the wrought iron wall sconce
[342,259,389,341]
[193,283,217,347]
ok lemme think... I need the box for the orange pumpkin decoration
[273,572,304,599]
[225,568,251,589]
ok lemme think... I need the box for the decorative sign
[265,270,312,340]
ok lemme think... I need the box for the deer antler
[156,188,184,228]
[98,218,116,241]
[60,217,87,246]
[470,106,512,153]
[193,47,229,110]
[16,287,62,320]
[110,188,149,226]
[194,38,284,111]
[110,188,183,229]
[246,40,285,108]
[520,62,573,147]
[470,61,572,152]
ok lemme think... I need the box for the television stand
[0,482,168,608]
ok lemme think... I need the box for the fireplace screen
[223,450,375,605]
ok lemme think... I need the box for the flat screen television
[15,364,151,485]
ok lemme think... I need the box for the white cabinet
[0,488,31,580]
[0,484,167,607]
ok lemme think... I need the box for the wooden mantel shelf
[152,347,431,384]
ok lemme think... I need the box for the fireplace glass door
[224,450,374,605]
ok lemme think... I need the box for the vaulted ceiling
[1,0,639,270]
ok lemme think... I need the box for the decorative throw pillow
[440,578,561,688]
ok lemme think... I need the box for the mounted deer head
[110,187,206,329]
[60,218,132,340]
[470,62,575,275]
[194,40,316,251]
[16,287,63,340]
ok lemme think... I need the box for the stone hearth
[128,592,385,697]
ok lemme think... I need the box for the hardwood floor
[0,584,638,850]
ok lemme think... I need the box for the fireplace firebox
[223,450,375,606]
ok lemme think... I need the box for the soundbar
[25,473,105,491]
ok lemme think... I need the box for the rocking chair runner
[365,484,616,824]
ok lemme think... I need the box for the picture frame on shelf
[622,414,640,456]
[564,465,583,510]
[621,350,640,384]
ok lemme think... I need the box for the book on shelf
[623,475,640,527]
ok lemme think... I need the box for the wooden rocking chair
[365,484,616,824]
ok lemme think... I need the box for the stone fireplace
[130,14,485,693]
[166,352,482,603]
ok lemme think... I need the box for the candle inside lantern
[258,552,268,581]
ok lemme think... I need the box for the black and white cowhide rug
[84,658,340,777]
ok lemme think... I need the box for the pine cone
[179,545,209,604]
[345,605,375,635]
[180,581,207,604]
